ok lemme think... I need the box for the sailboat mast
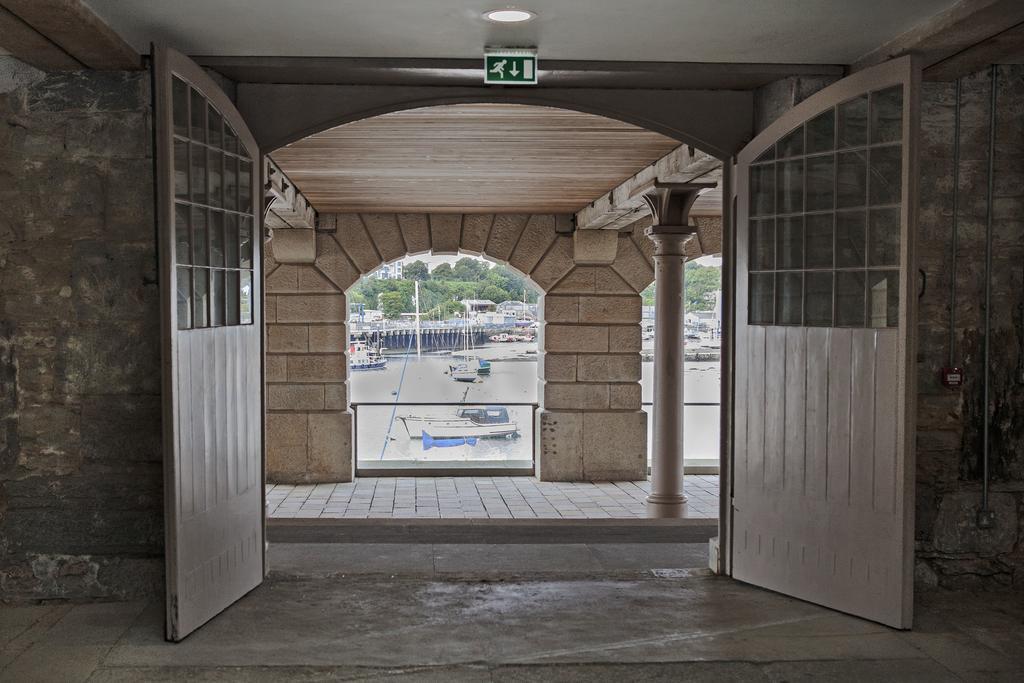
[414,279,421,358]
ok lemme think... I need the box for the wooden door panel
[156,46,264,642]
[732,56,917,628]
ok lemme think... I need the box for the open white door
[732,56,918,628]
[155,47,264,641]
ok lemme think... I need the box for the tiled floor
[266,475,719,519]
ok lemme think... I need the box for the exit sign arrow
[484,50,538,85]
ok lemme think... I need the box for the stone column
[645,226,693,517]
[640,182,716,518]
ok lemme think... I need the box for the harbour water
[351,341,721,468]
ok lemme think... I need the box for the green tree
[479,284,507,304]
[431,263,453,280]
[452,256,489,281]
[404,260,428,281]
[378,291,407,319]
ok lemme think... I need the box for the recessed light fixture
[484,8,536,23]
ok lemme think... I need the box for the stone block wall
[265,212,656,483]
[914,66,1024,590]
[0,68,163,600]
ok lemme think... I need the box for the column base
[646,493,688,518]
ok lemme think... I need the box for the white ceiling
[85,0,957,64]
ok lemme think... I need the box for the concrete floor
[267,476,721,519]
[2,544,1023,681]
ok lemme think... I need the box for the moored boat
[400,406,519,439]
[349,338,387,370]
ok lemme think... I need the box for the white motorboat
[399,406,520,439]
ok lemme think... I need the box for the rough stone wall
[265,212,651,483]
[915,66,1024,590]
[0,68,162,600]
[752,75,841,136]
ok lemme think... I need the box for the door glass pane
[868,270,899,328]
[868,208,901,267]
[211,269,225,326]
[176,266,192,330]
[225,270,240,325]
[777,216,803,270]
[749,273,774,325]
[190,88,206,143]
[224,155,238,211]
[750,164,775,217]
[777,159,803,215]
[836,211,866,268]
[240,271,253,324]
[225,214,239,268]
[190,143,207,205]
[835,271,866,327]
[806,108,835,154]
[207,104,223,149]
[175,203,191,265]
[804,213,833,269]
[207,149,223,208]
[239,218,253,268]
[837,151,867,208]
[210,211,225,267]
[870,86,903,145]
[838,95,868,148]
[224,124,239,155]
[174,139,189,200]
[193,268,209,328]
[869,145,902,206]
[804,272,833,326]
[239,160,252,213]
[750,219,775,271]
[172,77,189,138]
[778,125,804,158]
[754,145,775,163]
[776,272,803,325]
[192,207,209,266]
[805,154,835,211]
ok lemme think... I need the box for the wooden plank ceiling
[270,104,682,214]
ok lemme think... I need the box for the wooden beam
[0,5,81,70]
[0,0,140,70]
[576,145,722,230]
[265,156,317,231]
[925,21,1024,81]
[852,0,1024,75]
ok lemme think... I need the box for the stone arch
[265,210,657,484]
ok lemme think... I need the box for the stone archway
[264,211,661,484]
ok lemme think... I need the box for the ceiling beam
[0,0,141,70]
[199,56,845,90]
[852,0,1024,78]
[926,21,1024,81]
[576,146,722,230]
[0,5,81,70]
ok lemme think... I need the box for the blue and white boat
[349,338,387,371]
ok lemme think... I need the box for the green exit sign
[484,50,538,85]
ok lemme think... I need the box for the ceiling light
[484,8,536,23]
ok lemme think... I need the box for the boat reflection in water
[399,406,520,441]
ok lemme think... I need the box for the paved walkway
[266,475,719,519]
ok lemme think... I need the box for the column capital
[636,181,717,227]
[645,224,695,256]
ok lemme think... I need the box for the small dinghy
[422,432,478,450]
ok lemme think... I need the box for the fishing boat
[399,406,520,439]
[349,337,387,370]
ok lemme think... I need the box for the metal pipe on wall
[948,78,961,368]
[979,65,997,526]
